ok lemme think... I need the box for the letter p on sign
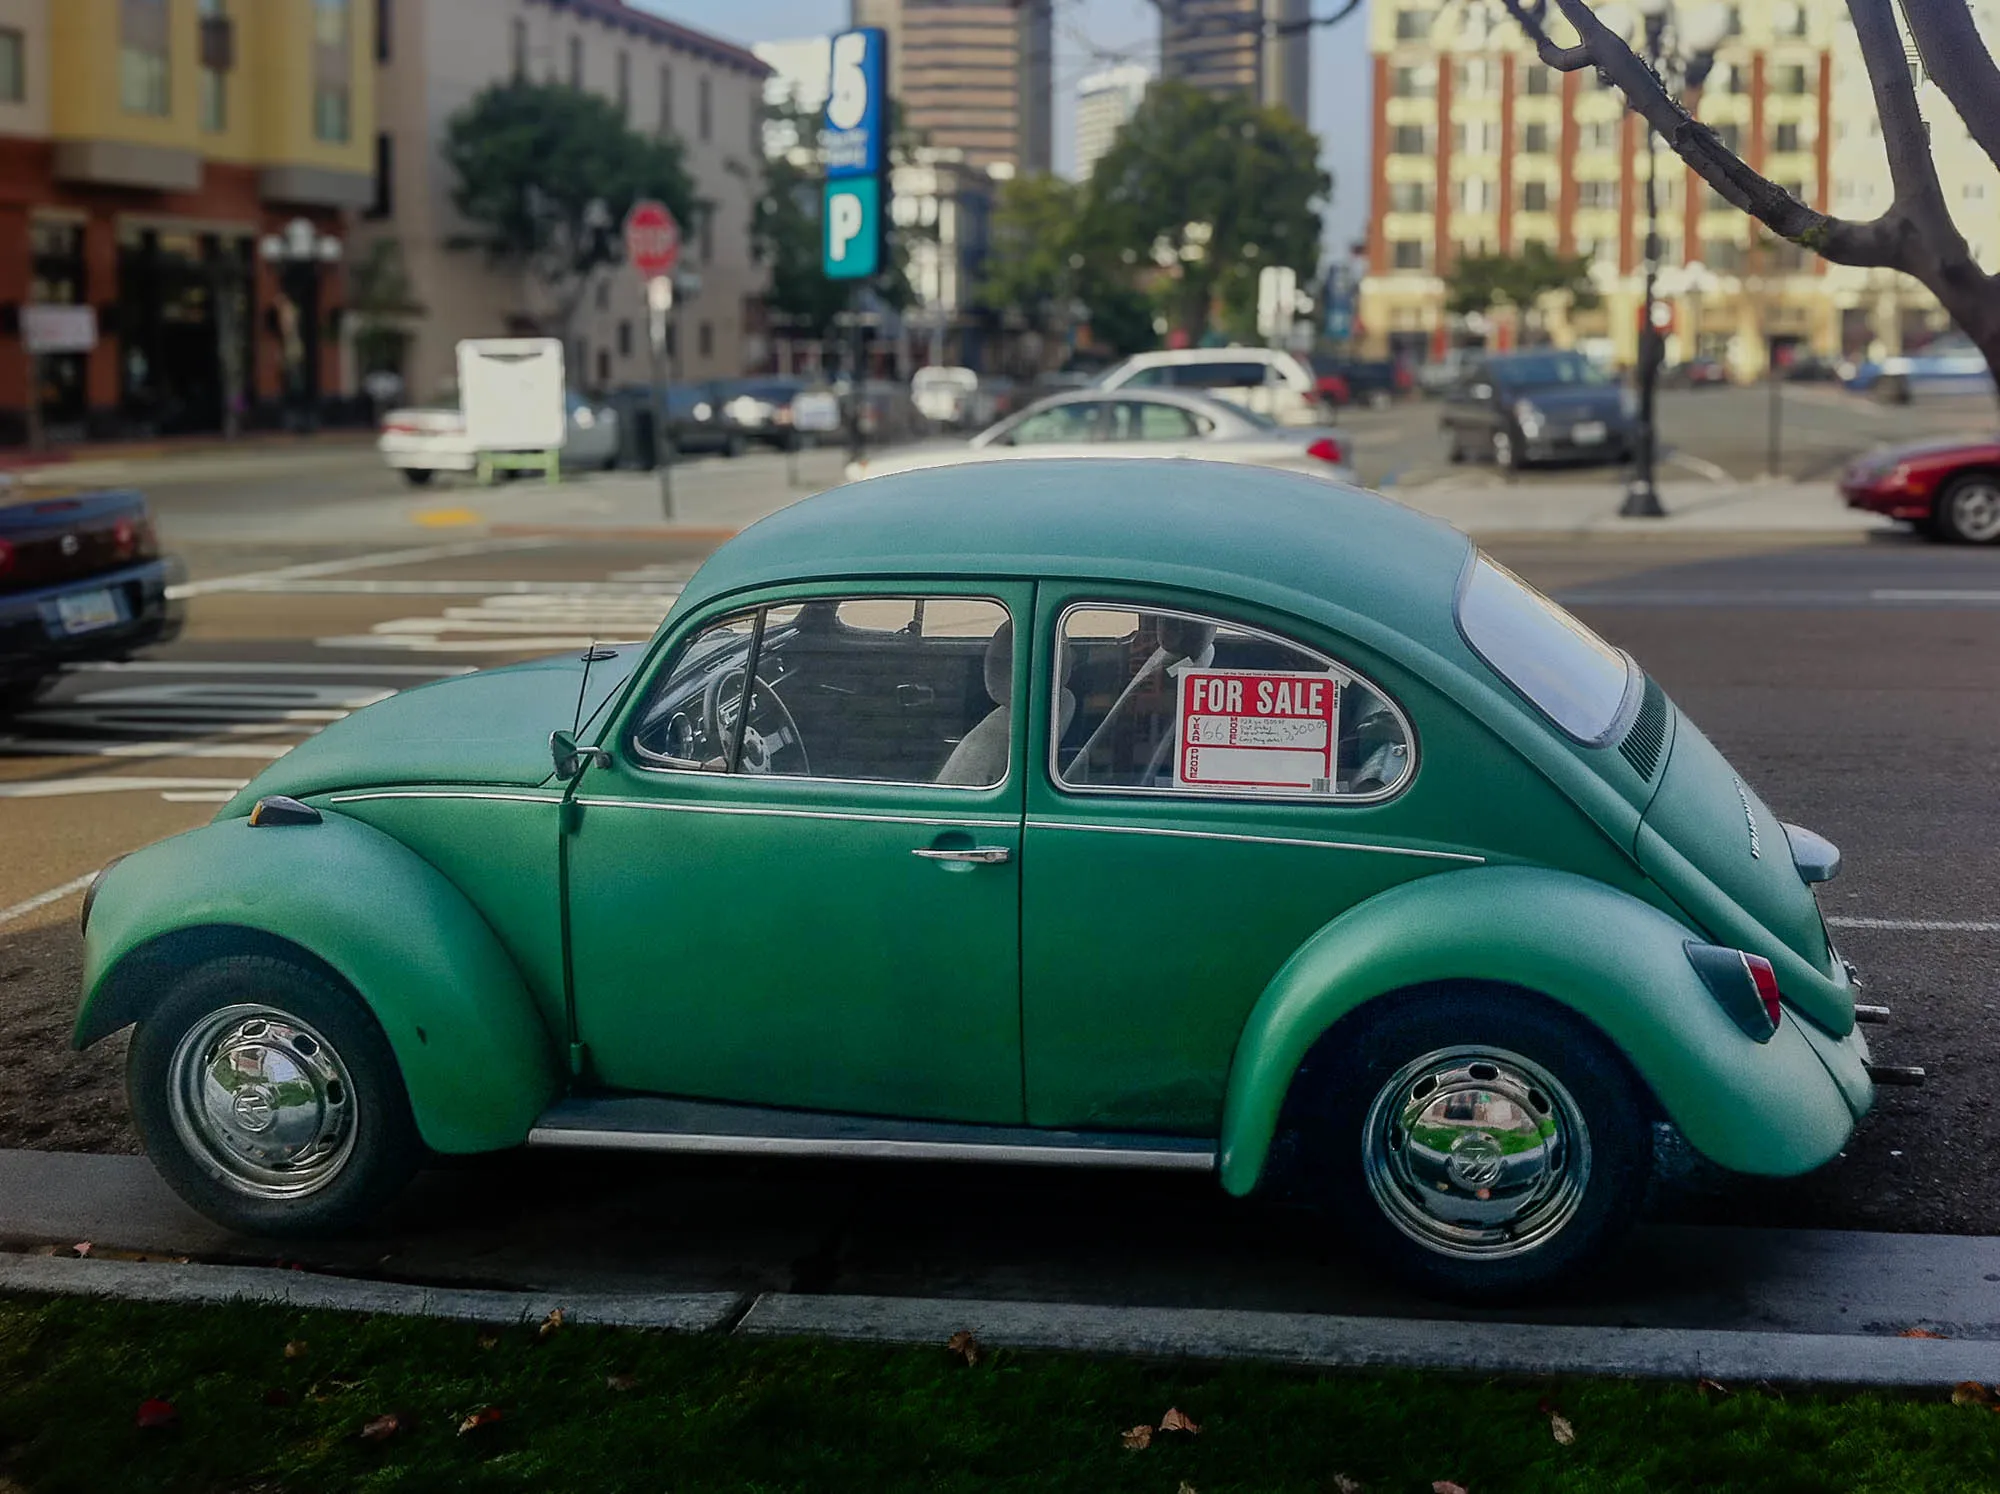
[822,178,880,280]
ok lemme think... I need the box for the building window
[511,17,526,80]
[1774,63,1808,95]
[1387,181,1431,212]
[1712,122,1741,152]
[595,277,610,311]
[1522,180,1549,211]
[1703,238,1743,271]
[376,0,391,62]
[1391,64,1434,98]
[700,211,714,262]
[1390,125,1428,155]
[617,50,631,118]
[120,0,171,116]
[1523,122,1549,153]
[1523,66,1550,96]
[368,132,393,218]
[698,321,713,359]
[1774,122,1801,152]
[1577,179,1618,208]
[569,34,582,88]
[597,347,610,386]
[0,28,21,104]
[198,0,228,132]
[1579,120,1619,151]
[1394,8,1436,40]
[658,62,673,133]
[618,320,633,357]
[1392,239,1427,270]
[698,74,712,141]
[313,0,353,143]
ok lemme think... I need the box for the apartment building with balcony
[1361,0,1848,376]
[0,0,376,442]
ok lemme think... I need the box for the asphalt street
[2,425,1997,1314]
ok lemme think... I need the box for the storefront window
[0,28,25,104]
[120,0,171,116]
[199,0,228,132]
[314,0,353,143]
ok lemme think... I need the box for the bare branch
[1899,0,2000,179]
[1493,0,1591,70]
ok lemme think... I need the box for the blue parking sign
[824,29,886,180]
[822,178,881,280]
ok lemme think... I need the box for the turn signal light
[1685,941,1783,1042]
[1306,436,1345,466]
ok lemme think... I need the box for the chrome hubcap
[1362,1045,1590,1260]
[1950,481,2000,542]
[168,1005,357,1199]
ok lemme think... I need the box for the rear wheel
[127,954,422,1236]
[400,467,436,487]
[1297,989,1651,1301]
[1935,472,2000,545]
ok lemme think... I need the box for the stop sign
[624,201,680,280]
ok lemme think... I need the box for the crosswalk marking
[314,569,691,653]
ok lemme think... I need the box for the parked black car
[1,487,185,713]
[714,378,819,450]
[1309,355,1410,410]
[1439,350,1636,470]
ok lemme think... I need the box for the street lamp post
[1621,0,1726,519]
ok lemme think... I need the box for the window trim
[1048,599,1419,807]
[625,591,1020,794]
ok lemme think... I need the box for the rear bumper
[0,555,186,682]
[1522,422,1634,463]
[379,435,477,472]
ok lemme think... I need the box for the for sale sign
[1174,667,1342,793]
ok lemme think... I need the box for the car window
[1105,400,1201,441]
[1119,366,1169,388]
[631,596,1015,787]
[1491,352,1612,388]
[1208,397,1276,430]
[1053,605,1414,800]
[1174,361,1269,389]
[1004,403,1101,445]
[1456,556,1633,743]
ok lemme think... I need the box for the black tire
[0,673,55,717]
[1292,987,1652,1302]
[1933,471,2000,545]
[400,467,436,487]
[724,433,747,459]
[127,953,422,1237]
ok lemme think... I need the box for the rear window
[1457,557,1633,743]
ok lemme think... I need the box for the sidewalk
[4,429,375,487]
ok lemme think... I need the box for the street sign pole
[821,26,888,474]
[648,274,676,521]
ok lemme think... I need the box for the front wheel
[127,954,422,1236]
[1935,472,2000,545]
[1300,989,1652,1301]
[399,467,436,487]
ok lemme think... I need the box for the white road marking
[170,537,557,599]
[1871,589,2000,603]
[0,739,291,759]
[73,661,473,677]
[0,776,248,799]
[1665,451,1734,484]
[1826,916,2000,933]
[314,634,644,653]
[315,586,680,653]
[201,578,685,596]
[159,790,239,803]
[0,874,95,928]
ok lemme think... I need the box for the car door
[1020,587,1455,1136]
[1102,398,1209,456]
[565,581,1034,1123]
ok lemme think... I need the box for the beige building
[1362,0,1852,376]
[360,0,769,403]
[1154,0,1310,123]
[853,0,1052,175]
[1075,63,1150,178]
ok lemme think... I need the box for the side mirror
[550,729,612,780]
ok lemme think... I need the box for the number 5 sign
[823,28,885,179]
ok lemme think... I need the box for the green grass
[0,1293,1996,1493]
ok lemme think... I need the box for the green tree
[348,238,425,381]
[1082,82,1329,342]
[1444,243,1599,334]
[443,80,700,340]
[980,172,1158,359]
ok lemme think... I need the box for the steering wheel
[701,668,810,776]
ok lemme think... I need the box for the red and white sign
[1174,667,1341,793]
[624,200,681,280]
[23,304,98,355]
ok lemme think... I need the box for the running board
[527,1095,1218,1172]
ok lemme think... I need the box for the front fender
[1218,866,1868,1195]
[77,812,561,1154]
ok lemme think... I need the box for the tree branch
[1493,0,1592,70]
[1898,0,2000,179]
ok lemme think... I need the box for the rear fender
[1218,866,1865,1195]
[76,812,561,1154]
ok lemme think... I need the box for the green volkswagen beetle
[76,460,1889,1298]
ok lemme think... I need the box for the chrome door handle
[912,846,1012,865]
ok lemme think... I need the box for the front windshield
[1492,353,1613,389]
[1457,557,1633,743]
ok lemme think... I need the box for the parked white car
[378,392,621,486]
[910,366,981,428]
[846,388,1357,485]
[1094,347,1328,427]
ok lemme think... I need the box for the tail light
[0,537,13,578]
[112,518,137,560]
[1305,436,1346,465]
[1685,942,1783,1041]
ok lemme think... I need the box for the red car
[1840,436,2000,543]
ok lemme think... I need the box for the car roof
[672,459,1471,653]
[1018,387,1250,417]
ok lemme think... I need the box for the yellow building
[1,0,375,441]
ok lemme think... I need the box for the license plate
[1572,421,1607,445]
[54,588,122,635]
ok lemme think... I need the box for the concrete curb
[737,1293,2000,1388]
[0,1254,745,1332]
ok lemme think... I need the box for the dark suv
[1439,351,1636,470]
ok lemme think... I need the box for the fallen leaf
[358,1413,405,1443]
[1159,1407,1201,1434]
[457,1406,504,1437]
[283,1340,308,1360]
[605,1373,639,1393]
[1121,1423,1153,1451]
[1900,1328,1947,1339]
[261,1388,293,1408]
[134,1399,178,1431]
[1951,1382,1999,1408]
[72,1242,91,1258]
[1178,1483,1199,1494]
[1550,1413,1576,1446]
[536,1308,566,1341]
[946,1329,983,1366]
[1331,1478,1365,1494]
[476,1332,501,1351]
[1696,1378,1729,1398]
[1432,1483,1469,1494]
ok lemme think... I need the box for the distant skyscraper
[852,0,1053,174]
[1153,0,1310,123]
[1074,64,1152,178]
